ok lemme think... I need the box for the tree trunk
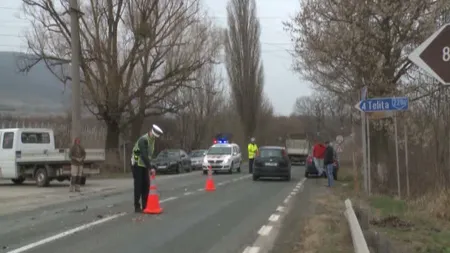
[105,121,120,149]
[130,116,145,146]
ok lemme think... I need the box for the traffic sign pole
[394,114,401,199]
[360,87,368,194]
[366,117,371,196]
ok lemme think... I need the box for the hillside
[0,51,71,115]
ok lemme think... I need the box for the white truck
[285,133,310,165]
[0,128,104,187]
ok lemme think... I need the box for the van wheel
[35,168,50,187]
[229,163,233,174]
[304,171,309,178]
[237,163,241,173]
[11,177,25,185]
[80,177,86,185]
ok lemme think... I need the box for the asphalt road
[0,165,308,253]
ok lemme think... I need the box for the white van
[202,143,242,174]
[0,128,104,187]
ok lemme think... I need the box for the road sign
[409,23,450,85]
[336,135,344,144]
[367,111,394,120]
[336,145,343,153]
[354,97,409,112]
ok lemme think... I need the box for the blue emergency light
[213,138,228,144]
[213,133,232,144]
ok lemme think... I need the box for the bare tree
[174,63,225,150]
[285,0,448,187]
[224,0,264,142]
[20,0,218,149]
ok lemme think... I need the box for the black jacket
[324,146,334,165]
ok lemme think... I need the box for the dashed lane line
[241,177,307,253]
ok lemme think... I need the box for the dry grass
[295,170,354,253]
[367,191,450,253]
[333,163,450,253]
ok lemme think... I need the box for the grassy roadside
[308,165,450,253]
[294,168,354,253]
[367,191,450,252]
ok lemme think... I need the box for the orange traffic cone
[204,166,216,191]
[143,170,163,214]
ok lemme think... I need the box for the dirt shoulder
[269,174,353,253]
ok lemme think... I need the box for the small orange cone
[143,170,163,214]
[205,166,216,191]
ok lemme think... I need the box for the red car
[304,155,339,180]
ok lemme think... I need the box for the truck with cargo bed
[0,128,104,187]
[285,133,310,165]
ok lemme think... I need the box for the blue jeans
[326,164,334,187]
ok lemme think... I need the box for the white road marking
[283,196,291,204]
[257,225,273,236]
[6,212,127,253]
[197,188,204,192]
[292,188,299,193]
[243,246,260,253]
[268,214,280,222]
[183,192,194,196]
[160,196,178,202]
[276,206,285,212]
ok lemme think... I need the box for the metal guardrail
[344,199,370,253]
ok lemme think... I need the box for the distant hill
[0,51,71,116]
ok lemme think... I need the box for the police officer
[131,124,163,213]
[247,137,258,174]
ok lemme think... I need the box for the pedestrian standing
[69,137,86,192]
[131,124,163,213]
[312,140,326,176]
[323,141,335,187]
[247,137,258,174]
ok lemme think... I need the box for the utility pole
[69,0,82,142]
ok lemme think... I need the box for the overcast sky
[0,0,311,115]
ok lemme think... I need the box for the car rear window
[259,149,283,157]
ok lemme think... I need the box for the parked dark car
[189,149,207,170]
[253,146,291,181]
[304,154,339,180]
[152,149,192,174]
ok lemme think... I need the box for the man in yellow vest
[131,124,163,213]
[248,137,258,174]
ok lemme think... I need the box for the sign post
[360,87,368,194]
[355,96,409,198]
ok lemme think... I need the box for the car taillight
[307,156,312,164]
[281,149,286,156]
[256,150,260,157]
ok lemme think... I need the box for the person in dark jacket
[69,138,86,192]
[323,141,335,187]
[131,124,163,213]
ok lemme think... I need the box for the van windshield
[207,147,232,155]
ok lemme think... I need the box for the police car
[202,137,242,174]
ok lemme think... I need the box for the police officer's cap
[151,124,163,138]
[250,137,256,142]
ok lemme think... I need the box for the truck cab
[0,128,104,187]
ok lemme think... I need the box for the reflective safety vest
[248,143,258,159]
[132,134,155,167]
